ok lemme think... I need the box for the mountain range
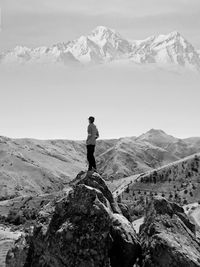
[0,129,200,199]
[1,26,200,71]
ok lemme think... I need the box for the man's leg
[87,145,93,171]
[91,145,96,170]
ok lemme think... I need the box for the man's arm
[87,125,92,141]
[95,128,99,139]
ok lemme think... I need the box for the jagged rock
[118,203,132,222]
[6,235,29,267]
[6,172,141,267]
[139,196,200,267]
[109,213,142,267]
[76,171,122,214]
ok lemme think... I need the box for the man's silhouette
[86,116,99,171]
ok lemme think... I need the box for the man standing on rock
[86,116,99,171]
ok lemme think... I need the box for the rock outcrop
[6,171,141,267]
[7,172,200,267]
[139,196,200,267]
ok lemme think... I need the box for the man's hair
[88,116,95,123]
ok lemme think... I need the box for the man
[86,116,99,171]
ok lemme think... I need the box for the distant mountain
[137,129,177,147]
[96,136,179,179]
[1,130,200,199]
[137,129,200,158]
[130,31,200,70]
[0,45,79,65]
[1,26,200,71]
[184,136,200,146]
[97,129,200,179]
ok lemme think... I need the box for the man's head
[88,116,95,123]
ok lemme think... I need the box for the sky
[0,0,200,140]
[1,0,200,50]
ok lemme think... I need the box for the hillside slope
[0,136,86,199]
[1,130,200,199]
[97,129,200,179]
[119,153,200,220]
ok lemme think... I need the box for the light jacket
[86,123,99,145]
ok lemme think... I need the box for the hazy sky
[1,0,200,50]
[1,64,200,140]
[0,0,200,140]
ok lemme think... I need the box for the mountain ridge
[1,26,200,71]
[0,129,200,199]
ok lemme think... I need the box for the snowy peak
[130,30,200,70]
[152,31,189,48]
[159,30,181,40]
[0,26,200,71]
[168,30,181,37]
[88,25,132,60]
[90,26,117,39]
[89,26,121,46]
[66,35,104,63]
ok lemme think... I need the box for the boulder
[76,171,122,214]
[139,196,200,267]
[6,171,141,267]
[6,235,29,267]
[118,203,132,222]
[109,213,142,267]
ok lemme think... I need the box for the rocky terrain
[118,152,200,221]
[5,172,200,267]
[1,26,200,71]
[0,130,200,266]
[1,129,200,200]
[140,196,200,267]
[0,226,21,267]
[5,172,141,267]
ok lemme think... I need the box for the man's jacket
[86,123,99,145]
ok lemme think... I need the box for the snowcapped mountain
[1,26,200,71]
[88,26,132,60]
[0,45,79,65]
[130,31,200,70]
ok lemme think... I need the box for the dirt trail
[112,174,141,198]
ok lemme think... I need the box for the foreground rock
[0,226,22,267]
[139,196,200,267]
[6,171,141,267]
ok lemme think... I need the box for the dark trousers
[87,145,96,171]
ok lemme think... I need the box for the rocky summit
[6,172,141,267]
[139,196,200,267]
